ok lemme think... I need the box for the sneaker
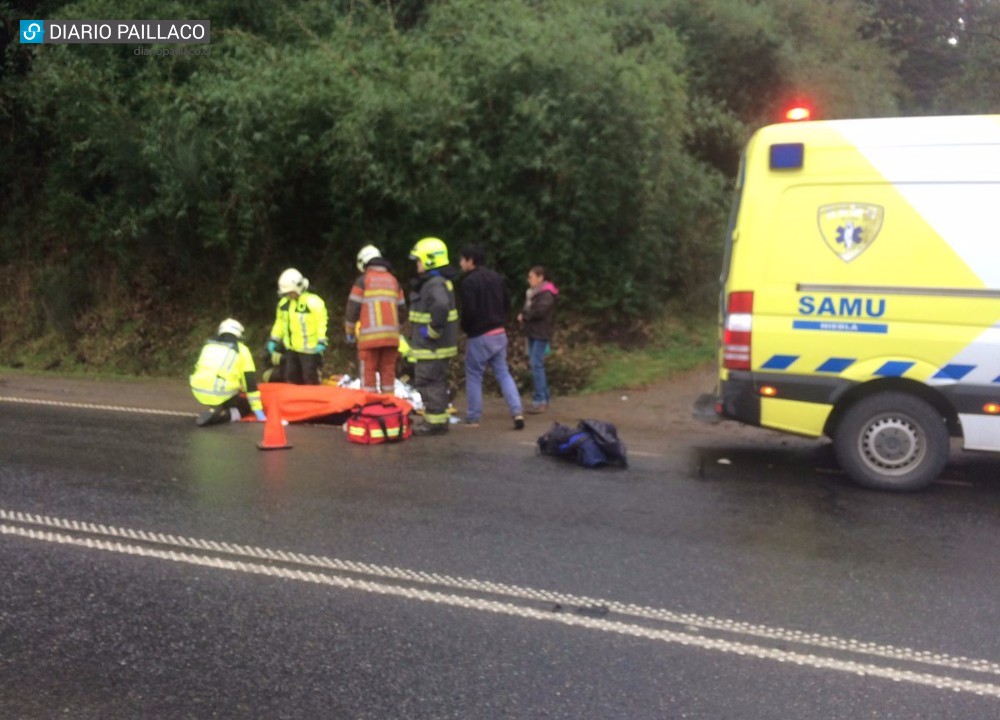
[513,415,525,430]
[196,406,228,426]
[412,421,449,436]
[526,402,547,414]
[461,419,481,428]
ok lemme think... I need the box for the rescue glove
[419,326,430,340]
[316,342,327,354]
[267,340,279,354]
[254,410,267,422]
[345,334,356,345]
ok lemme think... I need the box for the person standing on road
[345,245,407,394]
[517,265,558,413]
[457,245,524,430]
[407,237,459,436]
[267,268,328,385]
[190,318,267,426]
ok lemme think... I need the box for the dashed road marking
[0,395,193,417]
[2,508,998,697]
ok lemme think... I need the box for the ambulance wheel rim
[860,416,923,474]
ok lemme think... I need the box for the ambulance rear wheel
[834,392,949,491]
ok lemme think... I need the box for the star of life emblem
[818,203,884,262]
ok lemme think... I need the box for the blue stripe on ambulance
[792,320,888,334]
[761,355,799,370]
[932,364,976,380]
[816,358,855,373]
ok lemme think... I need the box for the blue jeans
[527,338,550,404]
[465,333,522,422]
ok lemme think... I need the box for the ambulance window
[719,152,745,286]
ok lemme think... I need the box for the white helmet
[217,318,245,339]
[356,244,382,272]
[277,268,308,296]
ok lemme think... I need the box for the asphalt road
[1,372,998,719]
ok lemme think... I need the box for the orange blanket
[250,383,413,423]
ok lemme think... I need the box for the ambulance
[695,115,1000,491]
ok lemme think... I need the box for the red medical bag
[346,401,412,444]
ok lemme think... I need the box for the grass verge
[582,313,716,394]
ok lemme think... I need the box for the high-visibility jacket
[408,270,458,360]
[189,338,263,411]
[270,291,328,354]
[344,265,407,350]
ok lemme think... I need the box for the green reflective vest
[270,291,329,353]
[190,339,263,411]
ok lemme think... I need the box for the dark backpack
[537,420,627,469]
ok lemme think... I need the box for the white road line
[2,508,998,687]
[2,521,999,698]
[0,396,193,417]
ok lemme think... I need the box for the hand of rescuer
[254,409,267,422]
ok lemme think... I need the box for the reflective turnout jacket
[344,264,407,350]
[270,291,329,353]
[408,270,458,360]
[189,337,263,411]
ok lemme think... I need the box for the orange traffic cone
[257,409,292,451]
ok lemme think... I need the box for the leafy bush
[0,0,920,376]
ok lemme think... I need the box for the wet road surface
[1,374,999,719]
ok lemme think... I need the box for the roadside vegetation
[1,0,997,391]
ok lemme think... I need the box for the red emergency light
[784,106,812,122]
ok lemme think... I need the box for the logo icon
[20,20,45,43]
[818,203,884,262]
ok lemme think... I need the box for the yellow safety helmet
[408,237,449,270]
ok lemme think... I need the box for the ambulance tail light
[723,291,753,370]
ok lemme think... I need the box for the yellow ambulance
[696,115,1000,491]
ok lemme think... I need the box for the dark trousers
[285,350,323,385]
[414,358,449,425]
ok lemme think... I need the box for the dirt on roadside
[0,364,801,458]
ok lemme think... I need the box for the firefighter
[407,237,459,435]
[344,245,408,394]
[267,268,329,385]
[190,318,267,426]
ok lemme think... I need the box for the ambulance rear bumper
[693,374,760,427]
[695,372,852,428]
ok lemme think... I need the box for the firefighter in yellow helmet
[267,268,329,384]
[407,237,459,435]
[190,318,267,426]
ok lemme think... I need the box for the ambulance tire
[833,392,949,492]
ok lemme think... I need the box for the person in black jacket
[457,245,524,429]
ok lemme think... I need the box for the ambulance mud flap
[693,393,723,424]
